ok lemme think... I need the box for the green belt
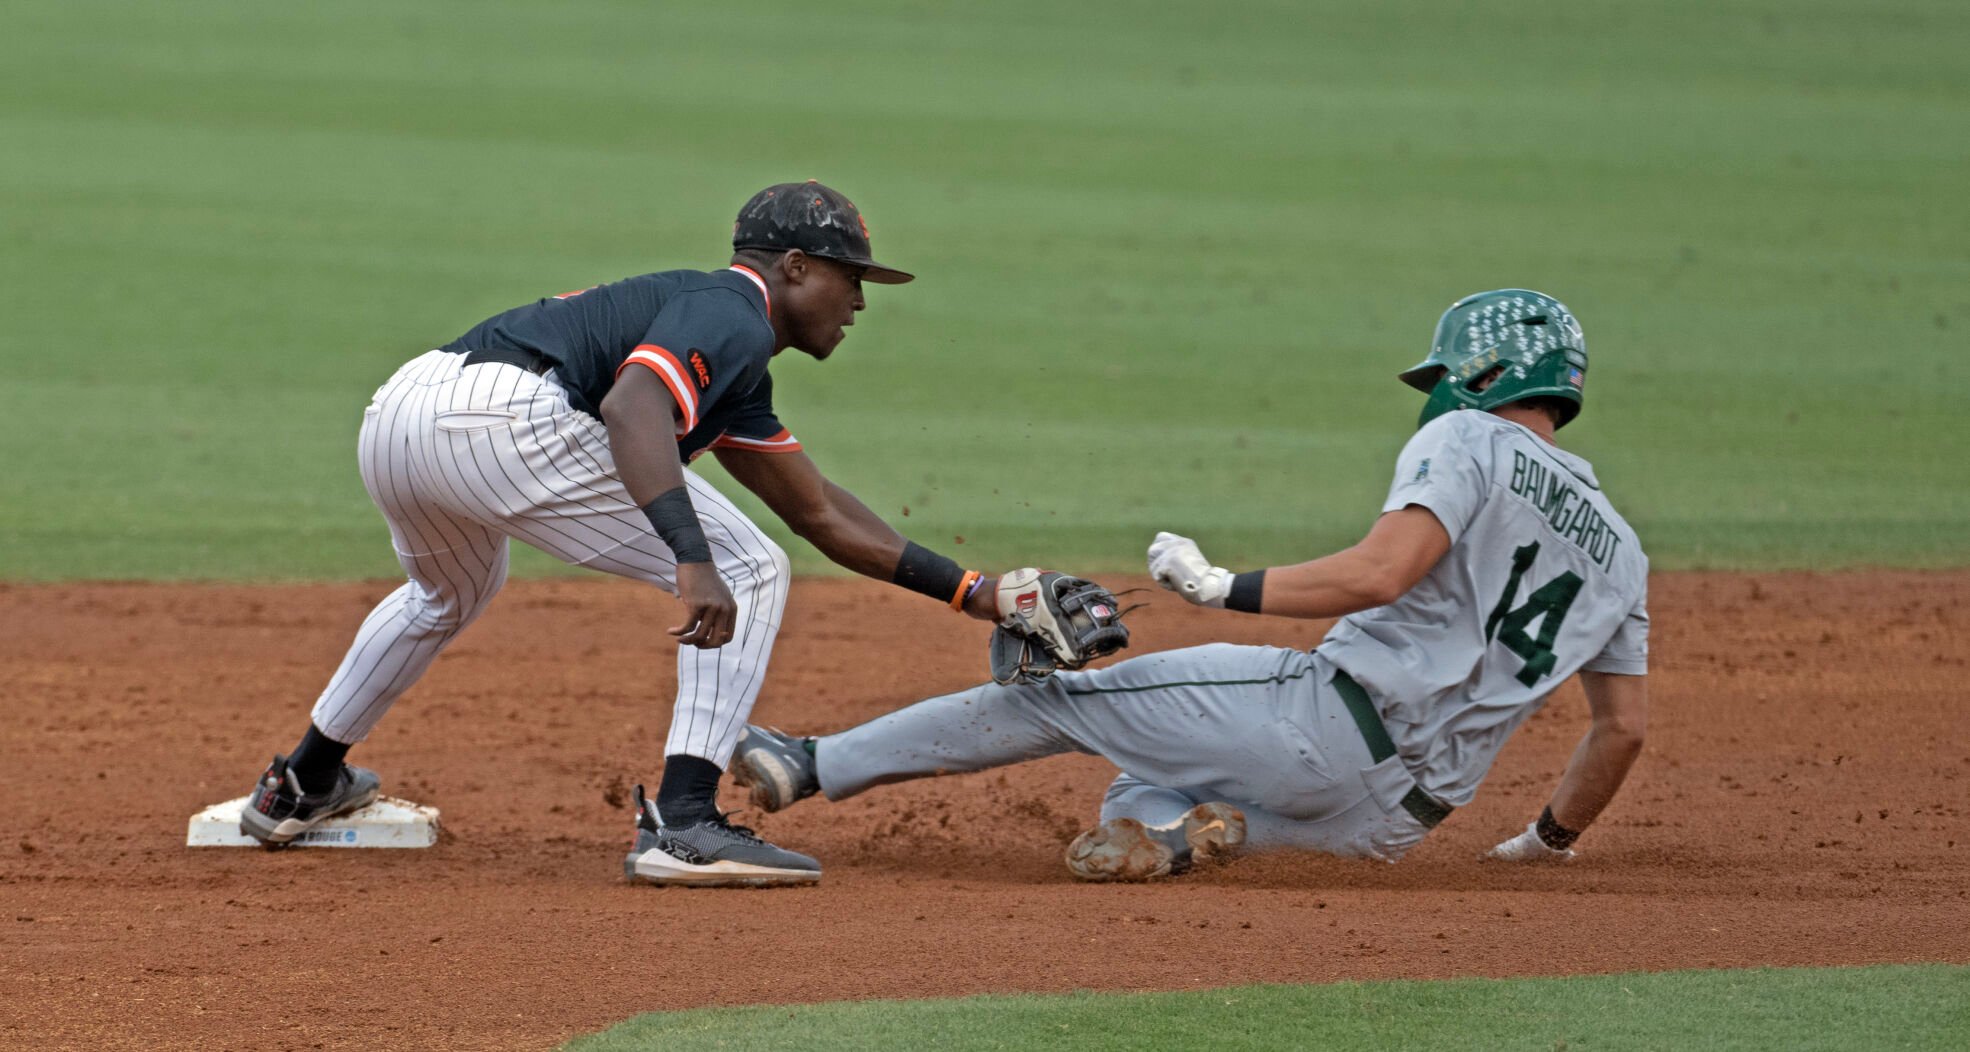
[1331,669,1455,829]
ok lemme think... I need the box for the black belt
[1332,669,1455,829]
[460,345,552,375]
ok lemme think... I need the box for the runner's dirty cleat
[728,725,820,813]
[238,754,382,847]
[1064,802,1246,882]
[623,784,821,888]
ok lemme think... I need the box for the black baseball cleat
[728,725,820,813]
[622,784,821,888]
[238,754,382,847]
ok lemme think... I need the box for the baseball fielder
[240,182,1041,887]
[731,290,1651,879]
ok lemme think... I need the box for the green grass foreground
[565,965,1970,1052]
[3,1,1966,580]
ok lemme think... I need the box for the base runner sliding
[732,290,1651,880]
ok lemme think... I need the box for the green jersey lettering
[1484,540,1584,686]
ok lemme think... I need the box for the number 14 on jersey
[1485,541,1583,686]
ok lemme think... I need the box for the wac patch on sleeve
[688,350,713,390]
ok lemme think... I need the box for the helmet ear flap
[1417,373,1475,427]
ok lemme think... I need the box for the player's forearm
[1252,547,1407,620]
[804,501,998,618]
[1547,722,1644,832]
[600,382,688,505]
[1150,509,1449,617]
[600,389,714,563]
[787,483,909,579]
[605,421,688,506]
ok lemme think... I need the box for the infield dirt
[3,573,1966,1050]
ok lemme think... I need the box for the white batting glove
[1485,821,1576,863]
[1147,531,1232,608]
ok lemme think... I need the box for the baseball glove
[989,569,1132,685]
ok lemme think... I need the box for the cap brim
[859,262,914,285]
[753,247,916,285]
[816,252,912,284]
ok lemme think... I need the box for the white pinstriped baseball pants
[308,350,790,767]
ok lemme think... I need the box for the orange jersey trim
[616,344,698,435]
[711,427,803,454]
[727,265,772,317]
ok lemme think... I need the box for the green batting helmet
[1398,289,1588,429]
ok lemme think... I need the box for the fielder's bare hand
[671,561,737,648]
[1485,821,1576,863]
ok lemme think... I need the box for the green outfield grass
[564,964,1970,1051]
[3,0,1965,580]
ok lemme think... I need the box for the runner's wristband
[893,541,970,607]
[1226,570,1266,614]
[640,486,712,564]
[1536,805,1582,851]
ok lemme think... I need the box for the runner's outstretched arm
[1147,505,1451,620]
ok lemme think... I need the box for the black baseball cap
[732,180,914,285]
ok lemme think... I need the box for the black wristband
[1226,570,1266,614]
[640,486,712,564]
[1536,805,1582,851]
[892,541,967,604]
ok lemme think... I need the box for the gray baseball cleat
[622,784,821,888]
[1064,802,1247,882]
[727,725,820,813]
[239,754,382,847]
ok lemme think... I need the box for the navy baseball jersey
[441,266,801,459]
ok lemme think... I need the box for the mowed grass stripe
[2,0,1965,580]
[564,964,1970,1052]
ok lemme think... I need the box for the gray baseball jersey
[809,408,1647,862]
[1318,409,1650,807]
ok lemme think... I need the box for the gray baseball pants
[815,644,1433,861]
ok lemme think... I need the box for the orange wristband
[950,570,983,612]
